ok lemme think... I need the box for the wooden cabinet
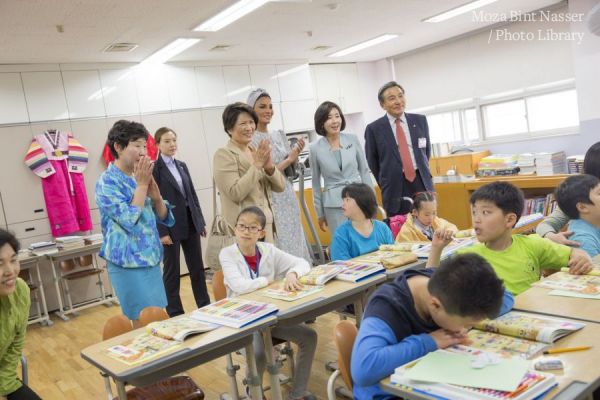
[311,63,362,114]
[435,175,569,229]
[429,150,490,176]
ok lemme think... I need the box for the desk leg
[262,328,283,400]
[353,298,364,328]
[244,342,263,400]
[49,259,69,321]
[116,381,127,399]
[34,262,53,326]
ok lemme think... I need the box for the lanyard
[239,245,261,279]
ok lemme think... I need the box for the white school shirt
[220,241,311,297]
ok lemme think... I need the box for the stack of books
[567,155,584,174]
[517,153,536,175]
[83,233,103,245]
[535,151,566,176]
[476,154,519,176]
[191,298,278,328]
[55,236,85,250]
[28,241,58,256]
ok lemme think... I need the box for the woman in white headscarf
[247,89,313,263]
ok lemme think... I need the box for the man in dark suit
[364,81,434,218]
[153,128,209,317]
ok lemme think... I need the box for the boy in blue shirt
[556,174,600,258]
[351,239,514,399]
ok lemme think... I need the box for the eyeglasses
[235,223,262,233]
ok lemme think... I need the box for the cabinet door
[223,65,252,104]
[69,118,109,210]
[0,73,29,124]
[99,69,140,116]
[249,65,281,102]
[62,70,106,119]
[276,64,314,102]
[165,66,201,110]
[171,110,212,190]
[0,125,48,223]
[21,71,69,121]
[336,63,362,114]
[311,64,340,106]
[134,64,171,113]
[195,66,227,107]
[281,100,316,133]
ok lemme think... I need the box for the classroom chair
[327,320,357,400]
[20,354,28,386]
[139,306,169,327]
[19,269,43,325]
[58,255,111,316]
[101,314,205,400]
[211,270,294,399]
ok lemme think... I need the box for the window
[425,108,479,144]
[526,89,579,132]
[483,99,528,137]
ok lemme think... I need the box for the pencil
[543,346,592,354]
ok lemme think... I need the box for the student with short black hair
[0,229,42,400]
[430,181,593,295]
[556,174,600,257]
[330,183,394,260]
[396,191,457,242]
[220,207,317,400]
[351,248,514,399]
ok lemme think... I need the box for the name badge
[418,137,427,148]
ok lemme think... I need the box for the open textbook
[146,317,218,342]
[191,298,278,328]
[534,271,600,297]
[459,330,549,359]
[391,349,556,400]
[353,250,419,269]
[332,260,385,282]
[473,311,585,344]
[106,333,180,365]
[260,282,323,302]
[413,237,475,259]
[298,263,344,285]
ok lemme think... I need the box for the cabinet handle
[34,209,44,213]
[25,227,35,232]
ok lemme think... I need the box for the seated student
[556,174,600,258]
[220,206,317,400]
[351,243,514,400]
[430,181,593,296]
[396,191,457,242]
[330,183,394,260]
[0,230,42,400]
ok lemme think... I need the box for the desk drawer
[8,219,52,239]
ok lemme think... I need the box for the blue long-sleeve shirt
[351,269,515,399]
[330,219,394,261]
[569,218,600,258]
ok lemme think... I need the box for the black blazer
[153,156,206,241]
[364,113,434,216]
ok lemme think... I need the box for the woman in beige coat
[213,102,286,243]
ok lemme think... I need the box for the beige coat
[213,140,286,243]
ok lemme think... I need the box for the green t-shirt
[0,278,30,396]
[458,234,571,295]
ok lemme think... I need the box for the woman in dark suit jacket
[153,127,209,317]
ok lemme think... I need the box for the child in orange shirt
[396,192,457,242]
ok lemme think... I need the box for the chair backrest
[139,306,169,327]
[212,270,227,301]
[103,315,133,340]
[79,254,94,267]
[333,320,358,390]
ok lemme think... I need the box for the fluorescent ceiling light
[329,34,398,58]
[423,0,499,23]
[194,0,270,32]
[141,38,201,64]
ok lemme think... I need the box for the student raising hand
[426,228,455,267]
[568,248,593,275]
[429,328,470,349]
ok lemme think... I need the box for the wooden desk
[18,253,52,326]
[239,273,386,399]
[46,243,116,321]
[515,286,600,324]
[81,316,276,400]
[380,317,600,399]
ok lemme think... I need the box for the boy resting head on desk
[351,251,514,400]
[556,174,600,258]
[220,206,317,400]
[0,229,41,400]
[428,181,593,295]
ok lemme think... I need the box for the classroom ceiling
[0,0,563,65]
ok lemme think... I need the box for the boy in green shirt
[0,229,41,400]
[427,181,593,295]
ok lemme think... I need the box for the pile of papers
[567,155,584,174]
[55,236,85,249]
[535,151,566,176]
[83,233,103,245]
[28,241,58,256]
[477,154,519,176]
[517,153,536,175]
